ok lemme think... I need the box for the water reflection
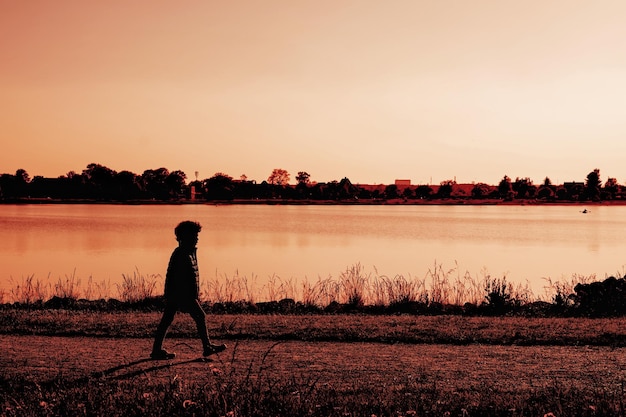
[1,204,625,297]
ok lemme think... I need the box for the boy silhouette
[151,220,226,360]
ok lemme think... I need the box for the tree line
[0,164,622,203]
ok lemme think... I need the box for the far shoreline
[1,197,624,206]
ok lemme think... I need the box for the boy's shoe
[150,349,176,360]
[203,343,227,357]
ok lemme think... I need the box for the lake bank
[2,196,625,206]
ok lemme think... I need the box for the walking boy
[151,220,226,360]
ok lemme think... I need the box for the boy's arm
[164,249,182,299]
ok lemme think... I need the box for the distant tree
[338,178,359,200]
[556,186,571,201]
[115,170,142,200]
[83,163,115,183]
[257,180,273,199]
[142,168,170,200]
[268,168,290,186]
[402,187,414,199]
[82,163,116,199]
[13,168,31,197]
[233,178,257,199]
[295,171,311,199]
[295,171,311,186]
[537,185,555,200]
[28,175,47,198]
[315,178,358,200]
[605,177,618,189]
[543,177,552,187]
[415,185,433,199]
[512,177,533,199]
[585,168,601,200]
[451,186,468,198]
[498,175,513,199]
[437,180,456,198]
[0,173,15,198]
[71,171,89,197]
[384,184,399,199]
[471,183,491,198]
[586,168,602,188]
[165,170,187,198]
[358,187,372,200]
[604,177,619,199]
[15,169,30,184]
[204,172,234,200]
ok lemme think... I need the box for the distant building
[563,181,584,191]
[189,184,199,200]
[395,179,411,187]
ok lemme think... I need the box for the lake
[1,203,625,302]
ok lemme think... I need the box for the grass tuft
[52,269,81,300]
[115,268,161,303]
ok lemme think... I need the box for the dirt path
[3,335,626,394]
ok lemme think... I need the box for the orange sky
[3,1,626,185]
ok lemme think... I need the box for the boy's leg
[188,299,211,348]
[152,304,177,354]
[188,299,227,356]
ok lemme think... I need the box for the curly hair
[174,220,202,240]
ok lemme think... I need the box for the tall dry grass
[204,270,256,303]
[197,261,600,310]
[7,269,160,304]
[115,268,162,303]
[3,262,604,309]
[10,274,49,304]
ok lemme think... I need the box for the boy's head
[174,221,202,246]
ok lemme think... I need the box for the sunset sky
[3,1,626,185]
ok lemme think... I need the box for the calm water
[1,204,625,299]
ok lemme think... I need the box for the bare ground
[3,335,626,395]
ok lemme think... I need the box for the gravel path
[3,335,626,394]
